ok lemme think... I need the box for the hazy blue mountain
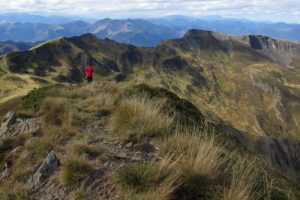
[89,19,180,46]
[149,17,300,42]
[0,19,179,47]
[0,16,299,47]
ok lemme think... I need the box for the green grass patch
[21,87,49,111]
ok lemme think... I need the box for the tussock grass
[160,131,225,178]
[60,156,93,186]
[68,110,89,128]
[44,125,78,145]
[78,92,115,112]
[70,142,103,157]
[116,162,160,193]
[223,158,263,200]
[162,133,225,199]
[69,189,86,200]
[23,136,54,163]
[12,167,32,183]
[41,97,68,126]
[0,182,30,200]
[157,128,275,200]
[135,173,182,200]
[115,155,179,194]
[108,95,174,140]
[182,137,224,177]
[0,135,28,154]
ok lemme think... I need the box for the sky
[0,0,299,23]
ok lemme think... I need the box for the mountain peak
[184,29,216,38]
[78,33,98,40]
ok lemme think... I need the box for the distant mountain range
[0,15,299,48]
[0,19,179,47]
[149,16,300,42]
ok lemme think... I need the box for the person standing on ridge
[85,64,94,83]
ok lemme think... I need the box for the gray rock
[4,112,17,126]
[0,163,10,181]
[0,112,16,137]
[0,114,43,138]
[27,151,60,189]
[125,142,134,148]
[83,152,93,160]
[81,166,106,189]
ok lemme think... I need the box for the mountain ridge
[1,30,299,138]
[0,29,300,199]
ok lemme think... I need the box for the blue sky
[0,0,300,23]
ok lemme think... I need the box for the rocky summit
[0,30,300,199]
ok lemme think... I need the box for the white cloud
[0,0,299,23]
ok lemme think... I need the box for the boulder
[27,151,60,189]
[0,112,16,137]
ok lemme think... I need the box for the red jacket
[85,65,94,78]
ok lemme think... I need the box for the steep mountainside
[161,30,300,138]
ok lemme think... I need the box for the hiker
[85,64,94,83]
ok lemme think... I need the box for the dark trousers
[87,76,93,83]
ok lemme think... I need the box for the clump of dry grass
[78,92,115,112]
[0,135,28,154]
[157,129,226,199]
[115,154,180,195]
[41,97,68,126]
[0,182,30,200]
[44,125,78,145]
[12,167,32,183]
[157,128,272,200]
[223,158,263,200]
[108,95,174,140]
[59,156,93,186]
[23,136,54,164]
[70,142,103,157]
[160,130,225,178]
[69,189,86,200]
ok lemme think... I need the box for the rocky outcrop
[236,35,300,67]
[27,151,60,190]
[0,112,17,137]
[0,111,43,138]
